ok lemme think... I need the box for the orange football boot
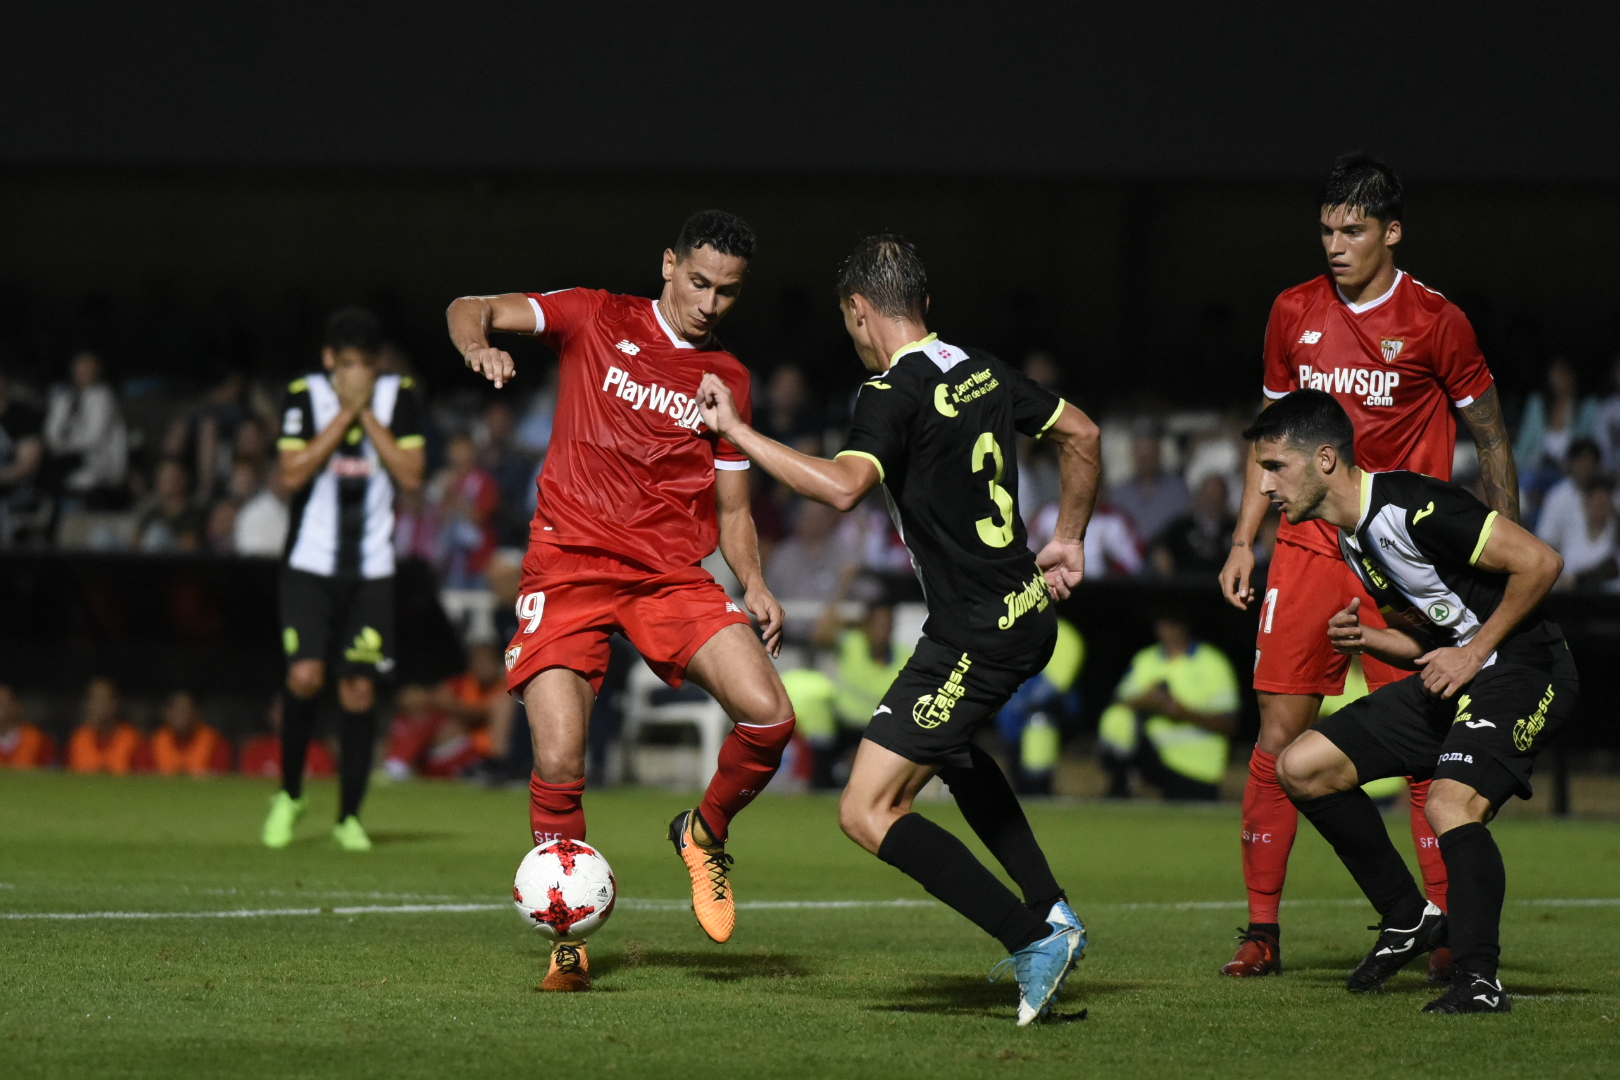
[539,940,590,992]
[1220,928,1282,977]
[669,809,735,943]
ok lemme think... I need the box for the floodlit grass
[1,772,1617,1079]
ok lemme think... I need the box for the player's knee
[1275,745,1325,800]
[286,661,325,700]
[836,793,882,854]
[532,744,585,786]
[1425,779,1488,834]
[337,677,375,713]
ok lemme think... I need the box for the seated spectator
[1554,476,1620,593]
[0,368,45,508]
[1592,353,1620,473]
[42,351,129,504]
[800,574,915,788]
[1515,357,1599,519]
[205,458,266,553]
[995,618,1085,795]
[150,690,232,777]
[766,499,859,643]
[1536,438,1603,557]
[234,459,290,557]
[239,694,336,779]
[756,364,822,453]
[66,677,151,774]
[1152,474,1237,578]
[0,684,57,768]
[428,432,498,588]
[1027,496,1143,578]
[1109,429,1189,547]
[440,644,512,760]
[136,457,206,551]
[1097,613,1236,802]
[479,402,540,548]
[383,684,484,779]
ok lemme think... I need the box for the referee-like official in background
[261,309,426,851]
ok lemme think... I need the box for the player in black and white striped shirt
[262,308,425,852]
[1247,389,1576,1014]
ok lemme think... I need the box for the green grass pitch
[2,773,1616,1079]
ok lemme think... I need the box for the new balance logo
[614,339,641,355]
[601,366,703,431]
[1299,330,1323,344]
[725,602,742,614]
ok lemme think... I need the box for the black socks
[939,745,1066,917]
[1292,788,1425,926]
[279,691,320,799]
[338,705,377,821]
[878,812,1052,954]
[1439,822,1504,979]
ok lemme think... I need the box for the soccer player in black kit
[697,235,1103,1025]
[262,308,425,851]
[1248,390,1576,1013]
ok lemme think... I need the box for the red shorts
[503,544,752,696]
[1252,539,1406,696]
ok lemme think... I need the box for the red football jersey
[524,289,752,572]
[1262,271,1494,556]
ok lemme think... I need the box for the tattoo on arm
[1461,385,1520,523]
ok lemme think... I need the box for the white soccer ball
[512,839,617,941]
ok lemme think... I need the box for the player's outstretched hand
[1219,543,1256,609]
[463,345,516,389]
[1327,597,1365,654]
[1415,645,1485,699]
[1035,537,1085,600]
[742,582,784,658]
[697,372,742,436]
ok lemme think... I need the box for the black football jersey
[1338,470,1522,653]
[836,335,1065,663]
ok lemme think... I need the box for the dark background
[2,2,1619,409]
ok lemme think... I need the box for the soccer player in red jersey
[1218,154,1519,979]
[448,211,796,991]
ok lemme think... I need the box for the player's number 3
[971,432,1016,549]
[517,591,546,633]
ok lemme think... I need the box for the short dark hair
[1241,389,1356,465]
[837,234,928,320]
[1568,437,1602,464]
[674,210,756,262]
[324,307,383,354]
[1319,151,1404,226]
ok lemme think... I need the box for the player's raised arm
[1034,401,1101,601]
[697,372,881,512]
[446,293,537,389]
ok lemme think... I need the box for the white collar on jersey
[651,298,699,350]
[890,332,968,374]
[1336,269,1404,314]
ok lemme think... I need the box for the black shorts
[279,567,396,681]
[1314,623,1577,808]
[863,634,1054,768]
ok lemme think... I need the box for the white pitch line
[4,896,1615,921]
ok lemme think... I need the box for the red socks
[1406,778,1450,911]
[1240,747,1300,924]
[697,717,796,844]
[529,774,586,846]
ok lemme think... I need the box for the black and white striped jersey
[1337,471,1507,651]
[277,372,424,580]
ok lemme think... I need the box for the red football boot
[1220,928,1282,977]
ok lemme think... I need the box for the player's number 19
[517,591,546,633]
[971,432,1016,549]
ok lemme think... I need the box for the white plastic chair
[619,661,731,789]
